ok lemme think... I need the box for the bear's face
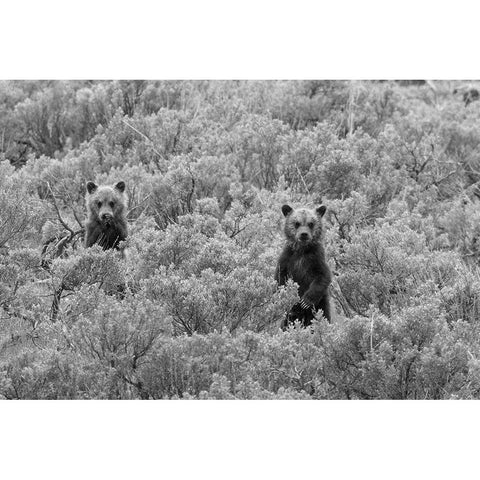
[282,204,326,247]
[86,181,126,226]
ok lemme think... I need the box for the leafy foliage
[2,79,480,399]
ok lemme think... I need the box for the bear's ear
[86,181,98,194]
[282,204,293,217]
[316,205,327,217]
[115,181,126,193]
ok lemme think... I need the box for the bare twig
[46,182,75,236]
[295,163,310,195]
[370,313,375,352]
[121,119,164,159]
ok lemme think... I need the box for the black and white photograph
[2,1,480,478]
[3,78,480,401]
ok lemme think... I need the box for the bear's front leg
[85,222,104,248]
[300,273,332,320]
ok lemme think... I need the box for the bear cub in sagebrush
[50,181,128,320]
[85,181,128,251]
[276,204,332,329]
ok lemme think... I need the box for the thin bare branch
[121,119,164,159]
[46,182,75,236]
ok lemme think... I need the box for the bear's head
[86,181,126,226]
[282,204,326,248]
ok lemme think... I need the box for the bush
[2,80,480,399]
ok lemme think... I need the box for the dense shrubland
[2,79,480,399]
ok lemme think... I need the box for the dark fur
[276,204,332,329]
[453,87,480,106]
[464,89,479,106]
[85,181,128,251]
[51,180,128,321]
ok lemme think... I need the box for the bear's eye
[295,222,301,229]
[97,201,102,208]
[109,201,115,208]
[308,222,314,229]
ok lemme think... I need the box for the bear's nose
[300,232,309,240]
[101,213,112,220]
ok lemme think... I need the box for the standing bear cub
[85,181,128,251]
[276,204,332,329]
[50,181,128,320]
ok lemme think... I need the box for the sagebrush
[1,80,480,399]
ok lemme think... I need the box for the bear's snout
[100,212,113,224]
[297,231,312,243]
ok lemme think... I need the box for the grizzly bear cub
[85,181,128,251]
[51,181,128,320]
[276,204,332,329]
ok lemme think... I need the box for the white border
[1,400,478,479]
[3,0,480,79]
[1,1,479,477]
